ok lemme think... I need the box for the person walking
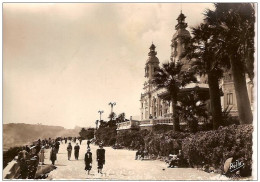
[74,143,80,160]
[55,141,60,154]
[79,138,82,145]
[87,140,91,148]
[18,147,29,179]
[39,146,45,165]
[96,143,105,174]
[50,146,57,165]
[84,148,92,175]
[67,143,72,160]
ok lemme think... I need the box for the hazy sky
[3,3,214,129]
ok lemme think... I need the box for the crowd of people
[15,136,106,178]
[65,140,106,175]
[16,137,81,179]
[15,136,184,179]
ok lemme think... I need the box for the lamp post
[108,102,116,113]
[98,110,104,121]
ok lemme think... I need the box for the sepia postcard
[2,2,257,181]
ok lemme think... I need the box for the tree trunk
[171,97,180,131]
[208,71,222,129]
[230,55,253,124]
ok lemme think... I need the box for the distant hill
[3,123,82,150]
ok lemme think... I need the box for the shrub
[182,124,253,176]
[116,129,150,149]
[79,128,94,140]
[113,124,253,177]
[145,130,191,156]
[152,124,172,133]
[95,126,117,146]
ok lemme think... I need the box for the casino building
[117,12,254,131]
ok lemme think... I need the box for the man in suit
[96,143,105,174]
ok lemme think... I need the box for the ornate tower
[170,12,191,64]
[144,43,160,82]
[141,43,160,120]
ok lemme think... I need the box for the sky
[3,3,214,129]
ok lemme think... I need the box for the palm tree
[117,113,125,123]
[176,91,208,132]
[108,102,116,113]
[185,23,223,130]
[205,3,254,124]
[108,112,117,121]
[152,61,197,131]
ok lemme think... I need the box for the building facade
[221,71,254,116]
[117,12,254,131]
[139,12,209,130]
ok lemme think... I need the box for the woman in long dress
[39,146,45,165]
[74,143,80,160]
[50,146,57,165]
[84,148,92,175]
[67,143,72,160]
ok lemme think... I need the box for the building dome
[146,43,159,64]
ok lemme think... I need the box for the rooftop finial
[148,43,157,56]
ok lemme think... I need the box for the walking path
[45,140,228,180]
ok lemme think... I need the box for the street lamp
[98,110,104,121]
[108,102,116,113]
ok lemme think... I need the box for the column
[162,100,165,117]
[148,95,151,117]
[169,101,172,114]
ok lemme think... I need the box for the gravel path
[46,140,228,180]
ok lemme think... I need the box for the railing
[117,120,140,130]
[140,118,173,125]
[154,118,172,125]
[117,121,131,130]
[163,113,172,118]
[139,120,151,125]
[118,118,188,129]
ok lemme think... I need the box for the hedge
[182,124,253,176]
[116,129,150,149]
[95,126,117,146]
[115,124,253,177]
